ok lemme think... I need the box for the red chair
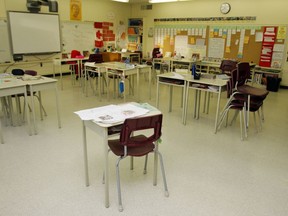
[68,50,81,82]
[107,114,169,211]
[217,68,268,140]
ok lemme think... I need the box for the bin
[266,76,281,92]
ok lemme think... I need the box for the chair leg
[130,156,134,170]
[239,109,243,141]
[116,157,124,212]
[257,110,262,131]
[156,151,169,197]
[143,155,148,174]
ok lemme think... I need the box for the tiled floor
[1,75,288,216]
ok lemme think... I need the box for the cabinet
[128,18,143,52]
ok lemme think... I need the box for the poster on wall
[259,26,277,67]
[70,0,82,21]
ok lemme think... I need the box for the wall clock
[220,3,231,14]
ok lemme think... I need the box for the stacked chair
[217,62,269,140]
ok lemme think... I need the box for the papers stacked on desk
[75,103,149,124]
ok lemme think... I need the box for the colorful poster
[70,0,82,21]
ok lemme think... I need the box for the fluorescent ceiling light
[149,0,177,3]
[112,0,129,2]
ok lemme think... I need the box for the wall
[130,0,288,86]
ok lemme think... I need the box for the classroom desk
[76,102,161,208]
[156,72,186,122]
[0,78,31,143]
[138,64,152,99]
[25,77,61,135]
[153,58,171,74]
[184,76,227,132]
[53,57,88,90]
[170,58,195,72]
[102,62,139,102]
[121,52,141,63]
[84,62,107,98]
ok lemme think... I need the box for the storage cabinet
[127,18,143,52]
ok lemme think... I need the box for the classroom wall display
[8,11,61,55]
[155,21,286,65]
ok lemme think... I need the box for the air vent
[141,4,152,10]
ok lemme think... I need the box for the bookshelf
[128,18,143,51]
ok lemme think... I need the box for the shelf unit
[195,61,222,74]
[127,18,143,52]
[170,59,193,72]
[252,66,282,85]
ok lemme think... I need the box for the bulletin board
[160,25,286,66]
[209,26,264,64]
[162,27,209,59]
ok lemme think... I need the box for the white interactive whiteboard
[7,11,61,55]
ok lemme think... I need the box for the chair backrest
[87,53,103,63]
[237,62,251,86]
[25,70,37,76]
[11,69,24,76]
[152,48,161,58]
[220,60,237,75]
[119,114,163,147]
[70,50,81,58]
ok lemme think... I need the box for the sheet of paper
[75,104,149,123]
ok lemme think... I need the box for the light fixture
[149,0,177,3]
[112,0,129,2]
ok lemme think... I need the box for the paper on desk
[74,104,149,124]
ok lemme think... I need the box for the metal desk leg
[168,85,173,112]
[103,129,110,208]
[214,87,222,133]
[156,77,160,108]
[54,86,61,129]
[30,86,37,135]
[82,121,89,186]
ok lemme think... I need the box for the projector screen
[8,11,61,55]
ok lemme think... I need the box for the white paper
[75,104,149,123]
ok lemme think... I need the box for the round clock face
[220,3,231,14]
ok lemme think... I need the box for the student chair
[85,54,107,97]
[217,68,267,140]
[219,59,238,76]
[68,50,82,84]
[235,62,269,125]
[107,114,169,212]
